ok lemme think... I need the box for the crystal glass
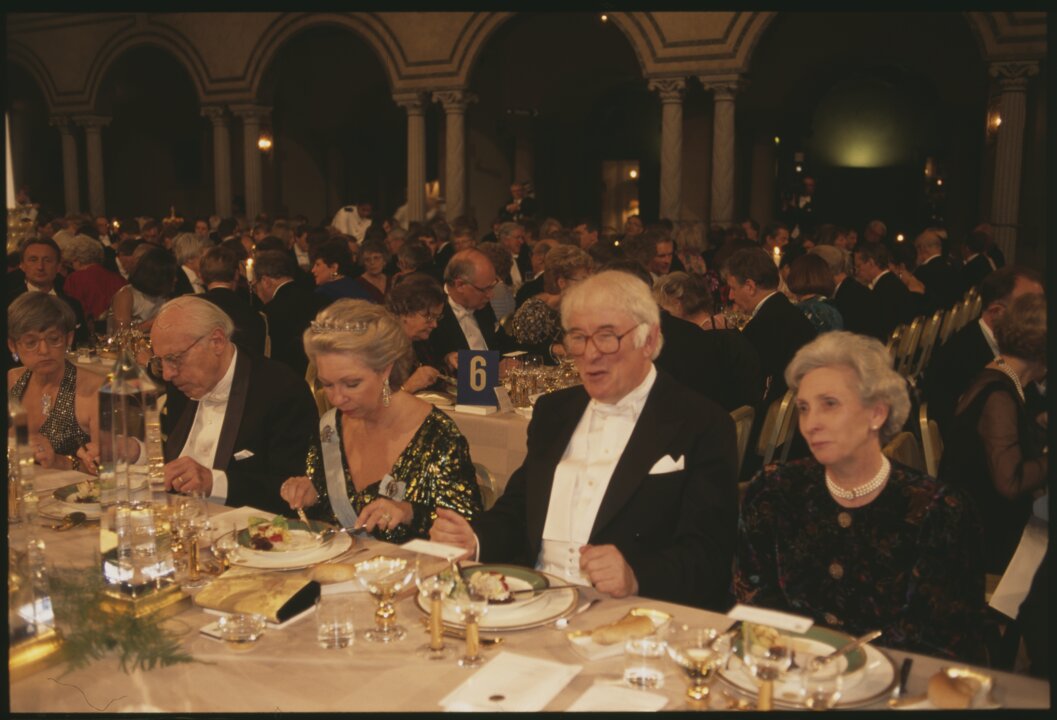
[416,557,455,660]
[354,556,414,643]
[316,595,356,649]
[665,624,731,707]
[171,494,211,589]
[742,629,793,710]
[212,527,240,570]
[449,584,489,668]
[217,612,265,649]
[799,656,843,710]
[624,635,668,689]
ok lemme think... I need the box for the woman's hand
[77,442,100,476]
[280,476,319,510]
[356,497,412,533]
[402,366,440,394]
[30,433,57,468]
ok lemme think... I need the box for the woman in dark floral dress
[733,331,987,662]
[510,245,592,362]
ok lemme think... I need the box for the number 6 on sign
[456,350,500,406]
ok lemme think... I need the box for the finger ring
[381,513,392,523]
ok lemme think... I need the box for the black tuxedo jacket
[427,299,513,361]
[514,274,544,309]
[6,281,90,345]
[262,281,326,377]
[871,272,917,340]
[173,268,196,297]
[960,255,993,295]
[202,287,266,357]
[515,243,533,280]
[914,255,961,314]
[474,370,738,609]
[741,292,817,406]
[432,243,455,277]
[923,321,993,443]
[162,350,319,516]
[833,277,883,341]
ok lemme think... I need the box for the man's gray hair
[65,234,105,266]
[785,331,909,444]
[497,222,524,243]
[155,295,234,339]
[810,244,851,278]
[171,233,212,266]
[561,270,663,360]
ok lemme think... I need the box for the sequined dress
[306,407,482,542]
[733,457,987,662]
[10,360,90,456]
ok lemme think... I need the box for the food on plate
[66,480,99,503]
[310,563,358,584]
[589,611,657,645]
[246,515,291,551]
[467,570,514,604]
[927,670,980,709]
[746,623,781,650]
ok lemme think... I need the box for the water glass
[316,595,356,649]
[799,656,843,710]
[624,636,667,689]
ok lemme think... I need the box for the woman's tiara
[309,319,370,334]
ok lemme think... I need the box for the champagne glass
[799,655,843,710]
[354,556,415,642]
[742,627,793,711]
[415,556,455,660]
[449,583,489,668]
[665,624,731,708]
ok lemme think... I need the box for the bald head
[444,248,498,311]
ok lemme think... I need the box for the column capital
[989,61,1038,88]
[393,91,428,114]
[72,115,111,130]
[700,76,746,99]
[230,104,271,121]
[48,115,74,132]
[200,105,230,124]
[432,90,477,112]
[647,77,687,102]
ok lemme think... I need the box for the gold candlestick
[429,595,444,651]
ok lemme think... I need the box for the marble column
[232,105,270,221]
[201,106,233,217]
[433,90,477,221]
[394,92,428,223]
[648,77,686,222]
[73,115,110,217]
[702,78,741,228]
[988,61,1038,264]
[49,116,80,214]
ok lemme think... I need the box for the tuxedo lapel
[213,351,251,470]
[526,389,590,547]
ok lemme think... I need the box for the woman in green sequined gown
[281,299,482,542]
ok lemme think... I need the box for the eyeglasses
[16,331,66,351]
[464,278,499,293]
[562,324,643,357]
[418,310,442,323]
[149,334,207,375]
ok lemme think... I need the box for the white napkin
[990,515,1048,619]
[439,651,582,712]
[401,538,466,560]
[566,683,669,712]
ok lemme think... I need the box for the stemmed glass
[171,493,212,589]
[354,556,415,642]
[742,627,793,711]
[798,655,843,710]
[415,556,455,660]
[212,526,240,571]
[665,624,733,709]
[449,582,489,668]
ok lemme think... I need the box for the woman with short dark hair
[109,245,178,332]
[310,237,375,305]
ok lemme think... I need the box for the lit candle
[772,245,781,266]
[245,257,255,284]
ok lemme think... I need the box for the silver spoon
[48,511,87,530]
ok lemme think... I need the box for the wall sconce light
[936,178,944,187]
[986,107,1002,139]
[257,132,273,152]
[794,164,803,173]
[628,169,638,179]
[773,136,781,145]
[600,14,608,22]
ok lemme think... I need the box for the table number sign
[456,350,500,406]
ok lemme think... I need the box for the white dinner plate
[38,497,101,521]
[228,532,352,570]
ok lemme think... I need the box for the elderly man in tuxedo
[431,271,738,609]
[152,296,318,515]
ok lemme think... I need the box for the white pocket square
[648,454,685,474]
[233,449,254,461]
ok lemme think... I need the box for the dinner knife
[508,584,579,596]
[818,629,882,664]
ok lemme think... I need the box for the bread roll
[590,613,656,645]
[927,671,977,709]
[310,563,358,584]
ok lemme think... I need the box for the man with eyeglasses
[431,270,738,609]
[150,296,318,515]
[6,236,90,348]
[427,248,516,371]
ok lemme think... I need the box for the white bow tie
[590,400,635,421]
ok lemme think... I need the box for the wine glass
[212,527,240,571]
[415,556,455,660]
[799,655,843,710]
[742,627,793,710]
[171,494,211,589]
[354,556,415,643]
[665,624,732,708]
[448,583,489,668]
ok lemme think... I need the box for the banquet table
[442,407,529,497]
[10,470,1050,713]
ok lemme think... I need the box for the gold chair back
[756,390,797,466]
[259,311,272,359]
[473,462,498,511]
[729,405,756,479]
[911,309,945,380]
[918,402,944,478]
[886,324,904,361]
[895,316,924,376]
[882,431,925,474]
[305,358,332,416]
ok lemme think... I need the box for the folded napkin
[439,651,582,712]
[566,684,669,712]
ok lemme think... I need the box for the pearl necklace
[826,456,891,501]
[994,357,1026,403]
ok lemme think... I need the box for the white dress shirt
[293,245,310,270]
[182,265,206,294]
[869,269,892,290]
[180,348,238,502]
[537,365,658,585]
[446,290,488,351]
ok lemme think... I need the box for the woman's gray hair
[171,232,212,265]
[785,331,909,443]
[561,270,663,360]
[303,299,412,387]
[66,234,105,266]
[154,295,234,339]
[8,292,77,339]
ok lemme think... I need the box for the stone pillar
[433,90,477,221]
[201,106,233,217]
[394,92,428,223]
[49,116,80,214]
[988,61,1038,264]
[648,77,686,222]
[73,115,110,217]
[232,105,270,221]
[702,78,741,228]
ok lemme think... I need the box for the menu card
[439,652,582,712]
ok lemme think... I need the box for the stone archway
[7,60,64,215]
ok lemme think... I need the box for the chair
[885,324,904,362]
[968,290,983,322]
[755,390,797,467]
[729,405,755,479]
[305,359,332,416]
[259,311,272,358]
[881,431,925,474]
[911,309,945,381]
[894,316,924,376]
[918,402,944,478]
[473,462,498,511]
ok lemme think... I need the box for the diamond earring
[382,377,391,407]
